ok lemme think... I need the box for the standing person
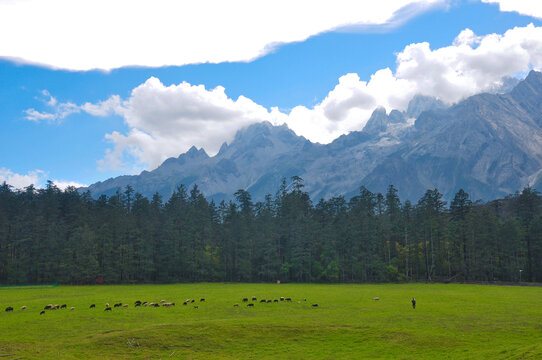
[411,298,416,309]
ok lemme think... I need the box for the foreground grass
[0,283,541,359]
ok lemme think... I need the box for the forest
[0,177,541,285]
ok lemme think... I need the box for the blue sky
[1,0,542,189]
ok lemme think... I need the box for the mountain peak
[406,95,447,119]
[525,70,542,85]
[363,107,388,135]
[180,145,208,159]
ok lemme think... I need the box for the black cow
[242,298,248,302]
[247,303,254,307]
[5,306,13,312]
[60,304,67,309]
[104,307,112,311]
[312,304,319,307]
[89,304,95,309]
[200,298,206,302]
[40,310,45,315]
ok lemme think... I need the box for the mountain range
[83,71,542,203]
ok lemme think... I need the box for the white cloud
[0,168,46,189]
[481,1,542,19]
[81,95,123,117]
[41,90,57,107]
[94,77,285,170]
[52,180,87,190]
[0,0,446,71]
[395,24,542,103]
[0,168,86,190]
[27,24,542,172]
[24,91,80,123]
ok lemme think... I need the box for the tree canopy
[0,179,540,284]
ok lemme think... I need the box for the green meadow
[0,283,541,359]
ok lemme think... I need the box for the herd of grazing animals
[3,295,325,316]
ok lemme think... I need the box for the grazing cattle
[233,303,239,307]
[44,305,52,310]
[193,305,198,309]
[267,300,272,303]
[153,303,160,307]
[40,310,45,315]
[252,296,257,301]
[135,300,142,305]
[285,298,292,302]
[303,299,307,301]
[242,298,248,302]
[160,300,166,304]
[5,306,13,312]
[260,299,267,303]
[191,299,195,303]
[51,305,59,310]
[90,304,95,309]
[105,303,110,307]
[162,302,175,307]
[21,306,27,310]
[312,304,319,307]
[70,307,75,311]
[373,297,380,301]
[135,303,141,307]
[123,304,129,308]
[247,303,254,307]
[60,304,67,309]
[114,303,121,308]
[273,299,278,303]
[104,307,112,311]
[200,298,205,302]
[280,297,285,301]
[183,301,188,306]
[142,301,148,306]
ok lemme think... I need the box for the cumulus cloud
[0,0,446,71]
[0,168,46,189]
[94,77,286,169]
[481,1,542,19]
[27,24,542,172]
[395,24,542,103]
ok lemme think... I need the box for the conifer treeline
[0,178,541,284]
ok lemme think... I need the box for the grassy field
[0,283,541,359]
